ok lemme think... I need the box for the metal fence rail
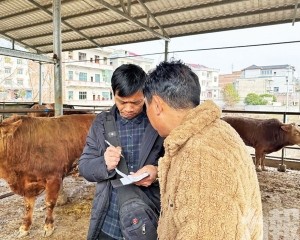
[0,102,299,170]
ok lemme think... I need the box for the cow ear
[281,124,292,132]
[4,119,22,136]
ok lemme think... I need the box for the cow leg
[255,151,262,172]
[18,196,36,238]
[56,183,68,206]
[43,177,62,237]
[261,154,268,171]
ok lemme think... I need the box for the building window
[17,79,23,86]
[79,91,87,100]
[274,87,279,92]
[95,55,100,63]
[102,92,110,100]
[103,57,108,65]
[68,51,73,60]
[5,68,11,74]
[68,71,73,80]
[95,74,100,82]
[17,59,23,64]
[78,52,86,61]
[262,70,272,75]
[91,76,93,82]
[68,91,73,100]
[4,57,11,63]
[214,76,217,82]
[102,70,112,83]
[4,79,12,85]
[26,90,32,99]
[17,69,23,74]
[79,72,87,81]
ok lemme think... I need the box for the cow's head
[281,123,300,146]
[0,119,22,140]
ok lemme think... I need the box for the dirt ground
[0,166,299,240]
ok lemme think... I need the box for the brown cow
[28,103,92,117]
[222,116,300,172]
[0,114,96,237]
[27,103,55,117]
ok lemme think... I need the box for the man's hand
[131,165,158,187]
[104,146,122,171]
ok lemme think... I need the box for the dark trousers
[98,231,118,240]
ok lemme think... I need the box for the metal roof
[0,0,299,54]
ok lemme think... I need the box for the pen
[104,140,124,158]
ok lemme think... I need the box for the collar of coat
[164,100,221,157]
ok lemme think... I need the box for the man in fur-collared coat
[143,60,263,240]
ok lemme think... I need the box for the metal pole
[164,40,169,62]
[286,76,289,112]
[39,62,42,105]
[53,0,63,116]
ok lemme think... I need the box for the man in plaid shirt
[79,64,164,240]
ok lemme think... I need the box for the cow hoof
[256,167,262,172]
[17,226,29,238]
[43,224,55,237]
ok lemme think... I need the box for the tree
[244,93,267,105]
[260,93,277,102]
[223,83,240,107]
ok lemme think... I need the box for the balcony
[64,60,113,71]
[65,99,114,108]
[65,79,111,88]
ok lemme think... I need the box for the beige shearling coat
[158,100,263,240]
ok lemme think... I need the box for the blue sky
[114,23,300,76]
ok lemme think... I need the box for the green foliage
[244,93,277,105]
[223,83,240,106]
[259,93,277,102]
[244,93,268,105]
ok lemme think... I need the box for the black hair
[144,60,201,109]
[111,64,146,97]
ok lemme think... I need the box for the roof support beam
[292,0,299,25]
[94,0,170,41]
[26,0,103,48]
[0,47,54,63]
[0,31,41,52]
[136,0,168,38]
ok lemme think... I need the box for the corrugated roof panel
[0,0,33,17]
[60,0,103,16]
[1,12,51,31]
[7,23,60,40]
[0,0,298,53]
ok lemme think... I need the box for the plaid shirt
[101,110,149,239]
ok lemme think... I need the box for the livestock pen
[0,104,299,239]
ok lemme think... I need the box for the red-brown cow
[222,116,300,171]
[0,114,95,237]
[28,103,91,117]
[27,103,55,117]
